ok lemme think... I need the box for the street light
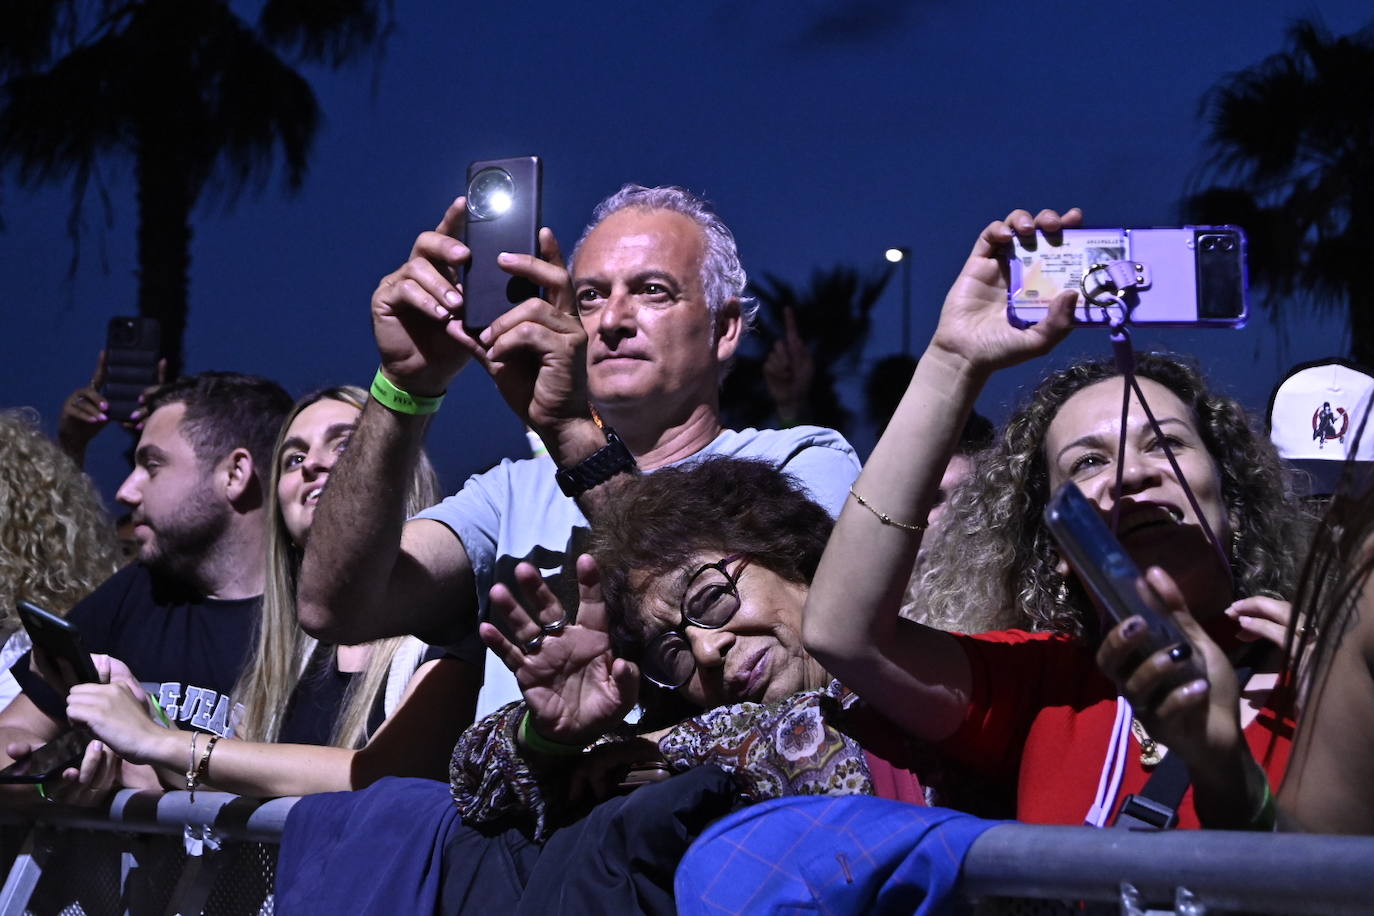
[886,246,911,354]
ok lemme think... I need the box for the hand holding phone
[18,601,101,692]
[1043,483,1204,681]
[103,317,163,424]
[0,731,89,784]
[1008,227,1248,329]
[462,155,543,334]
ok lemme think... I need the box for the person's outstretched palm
[482,554,640,747]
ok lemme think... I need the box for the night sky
[3,0,1366,504]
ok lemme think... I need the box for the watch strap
[555,428,637,498]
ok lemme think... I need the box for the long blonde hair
[0,409,120,634]
[233,387,442,746]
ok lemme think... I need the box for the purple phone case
[1007,226,1249,329]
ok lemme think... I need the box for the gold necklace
[1131,718,1164,767]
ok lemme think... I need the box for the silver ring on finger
[541,612,569,635]
[523,632,546,654]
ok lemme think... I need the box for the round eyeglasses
[641,554,751,689]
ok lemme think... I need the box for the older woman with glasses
[275,457,919,914]
[447,456,933,845]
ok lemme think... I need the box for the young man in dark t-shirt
[0,372,290,806]
[13,563,260,737]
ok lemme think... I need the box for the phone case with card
[1008,227,1248,329]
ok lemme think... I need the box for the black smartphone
[1043,483,1202,676]
[1008,227,1248,329]
[18,601,101,689]
[0,729,89,784]
[104,316,162,423]
[462,155,542,334]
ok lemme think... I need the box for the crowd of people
[2,185,1373,913]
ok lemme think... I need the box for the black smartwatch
[554,428,638,498]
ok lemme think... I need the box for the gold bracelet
[194,735,221,786]
[848,486,926,532]
[186,732,201,802]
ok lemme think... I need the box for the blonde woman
[66,388,482,795]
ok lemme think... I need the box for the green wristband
[370,368,445,416]
[518,710,586,756]
[1248,777,1277,832]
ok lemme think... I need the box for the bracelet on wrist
[147,694,171,728]
[518,710,587,756]
[1246,773,1277,831]
[186,732,201,802]
[370,367,445,416]
[848,486,927,532]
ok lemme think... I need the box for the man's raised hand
[371,197,482,396]
[476,228,590,437]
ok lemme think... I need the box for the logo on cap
[1312,401,1349,449]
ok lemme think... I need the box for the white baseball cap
[1266,358,1374,498]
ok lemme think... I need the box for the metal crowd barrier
[0,791,296,916]
[1,789,1372,914]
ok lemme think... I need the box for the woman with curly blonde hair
[0,408,120,703]
[909,352,1307,636]
[807,206,1307,830]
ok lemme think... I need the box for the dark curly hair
[588,457,833,724]
[591,456,832,648]
[911,351,1308,637]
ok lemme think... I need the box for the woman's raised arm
[803,208,1080,743]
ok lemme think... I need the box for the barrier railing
[0,791,296,916]
[3,790,1373,914]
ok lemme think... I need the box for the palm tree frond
[258,0,393,67]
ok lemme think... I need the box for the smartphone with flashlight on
[1007,226,1248,329]
[462,155,543,334]
[1043,482,1203,679]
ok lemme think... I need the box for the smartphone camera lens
[1198,234,1237,254]
[467,167,515,221]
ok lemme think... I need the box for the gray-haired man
[298,185,859,715]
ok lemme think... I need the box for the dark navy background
[3,1,1362,503]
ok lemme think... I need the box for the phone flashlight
[467,167,515,220]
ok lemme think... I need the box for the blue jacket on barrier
[277,768,738,915]
[675,796,1000,915]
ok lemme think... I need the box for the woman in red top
[805,207,1306,829]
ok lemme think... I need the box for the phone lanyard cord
[1106,312,1234,589]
